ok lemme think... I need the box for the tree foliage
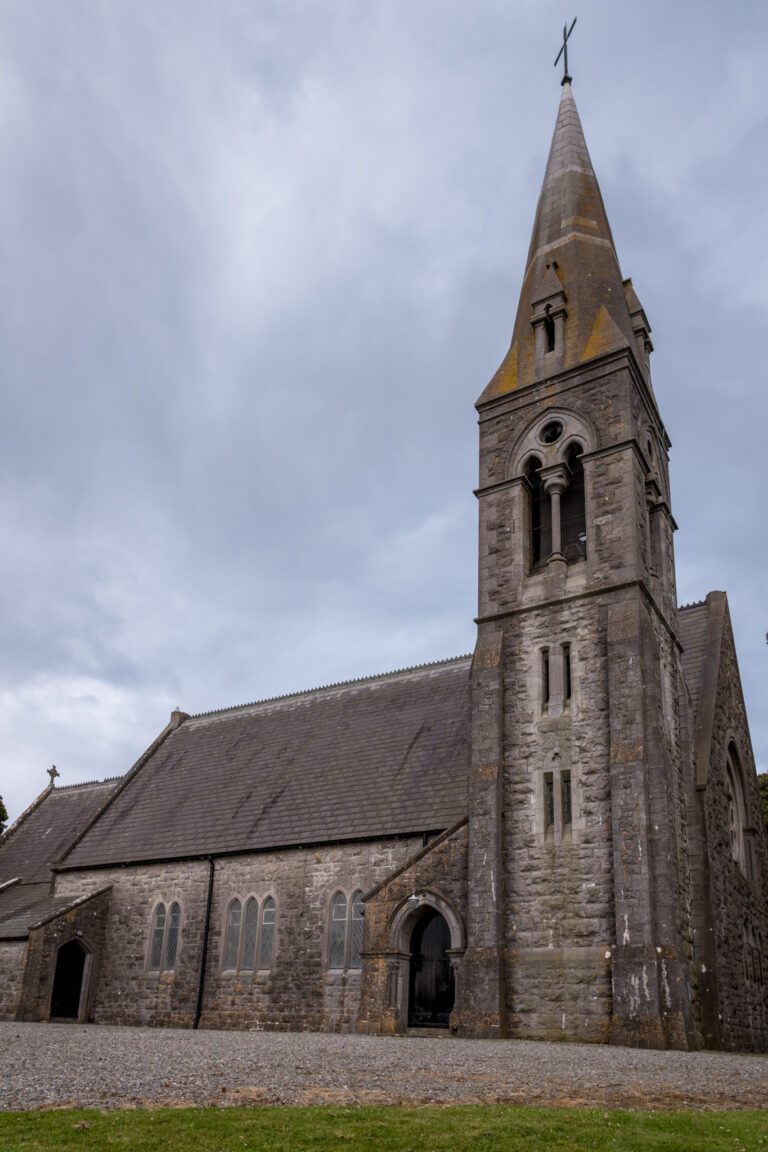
[758,773,768,832]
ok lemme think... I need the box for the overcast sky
[1,1,766,824]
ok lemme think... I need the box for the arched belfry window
[561,443,586,561]
[525,456,550,566]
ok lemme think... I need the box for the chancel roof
[0,779,119,884]
[61,656,472,869]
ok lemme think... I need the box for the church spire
[480,80,639,401]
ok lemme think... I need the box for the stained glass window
[223,899,242,969]
[329,892,347,969]
[258,897,276,969]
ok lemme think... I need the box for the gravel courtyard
[1,1022,767,1111]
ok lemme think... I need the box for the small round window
[539,420,563,445]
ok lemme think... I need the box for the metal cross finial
[554,18,577,84]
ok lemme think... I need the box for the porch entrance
[50,939,87,1020]
[407,909,454,1028]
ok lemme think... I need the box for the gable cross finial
[554,17,577,85]
[47,764,59,787]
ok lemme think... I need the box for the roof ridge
[189,654,473,720]
[679,599,707,611]
[54,776,123,792]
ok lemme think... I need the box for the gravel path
[1,1022,767,1111]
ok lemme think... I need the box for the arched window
[349,891,365,969]
[221,895,278,972]
[726,744,748,877]
[329,891,347,969]
[328,890,365,971]
[223,898,242,969]
[241,898,259,970]
[258,897,276,969]
[148,900,182,971]
[165,903,181,970]
[149,903,166,970]
[561,443,586,561]
[525,455,549,567]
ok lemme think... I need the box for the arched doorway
[407,909,455,1028]
[50,939,88,1020]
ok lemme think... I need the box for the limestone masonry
[0,78,765,1050]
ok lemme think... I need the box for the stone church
[1,77,766,1051]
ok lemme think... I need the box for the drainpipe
[193,857,215,1030]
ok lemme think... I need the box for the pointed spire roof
[479,80,637,402]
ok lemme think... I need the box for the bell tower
[459,77,695,1048]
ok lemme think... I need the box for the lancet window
[328,889,365,971]
[222,895,277,971]
[148,901,181,972]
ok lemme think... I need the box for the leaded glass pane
[241,898,259,970]
[165,902,181,970]
[223,899,242,969]
[149,903,165,970]
[258,897,276,969]
[349,891,364,969]
[329,892,347,969]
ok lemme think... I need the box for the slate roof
[0,884,81,940]
[62,656,472,869]
[0,779,120,884]
[678,600,711,720]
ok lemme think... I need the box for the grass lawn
[0,1105,766,1151]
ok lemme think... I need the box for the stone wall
[202,838,421,1032]
[51,836,422,1032]
[498,596,615,1043]
[358,821,468,1035]
[0,941,25,1019]
[17,887,112,1022]
[699,600,768,1051]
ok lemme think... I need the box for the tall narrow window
[258,897,276,969]
[223,899,242,970]
[148,901,181,971]
[150,903,166,970]
[241,898,259,970]
[562,643,572,703]
[165,902,181,970]
[561,771,572,830]
[525,456,550,566]
[561,443,586,561]
[726,744,748,877]
[349,891,365,969]
[544,308,556,352]
[329,892,347,969]
[541,648,550,710]
[544,773,555,837]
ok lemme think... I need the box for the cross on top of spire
[554,17,577,84]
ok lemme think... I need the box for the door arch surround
[387,890,465,1032]
[49,937,91,1022]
